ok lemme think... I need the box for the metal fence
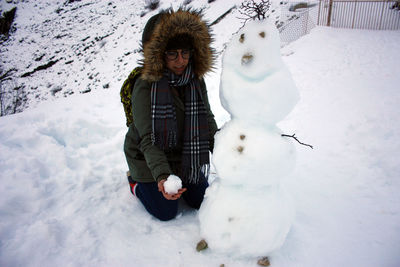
[317,0,400,30]
[279,3,319,45]
[278,0,399,45]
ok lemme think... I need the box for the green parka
[124,78,218,183]
[123,9,218,183]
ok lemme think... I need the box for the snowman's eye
[239,33,245,43]
[259,31,266,38]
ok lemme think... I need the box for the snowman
[198,19,299,263]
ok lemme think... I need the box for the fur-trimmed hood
[140,9,215,82]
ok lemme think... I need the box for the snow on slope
[1,1,400,266]
[0,0,243,115]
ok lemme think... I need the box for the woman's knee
[135,182,179,221]
[183,179,209,209]
[152,206,178,221]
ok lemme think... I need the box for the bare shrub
[238,0,271,22]
[145,0,160,11]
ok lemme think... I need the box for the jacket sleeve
[199,78,218,152]
[131,78,172,182]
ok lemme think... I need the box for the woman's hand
[158,179,187,200]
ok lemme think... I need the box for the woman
[123,9,218,221]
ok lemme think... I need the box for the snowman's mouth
[241,52,254,65]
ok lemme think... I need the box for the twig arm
[281,133,314,149]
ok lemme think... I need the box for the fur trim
[141,9,215,82]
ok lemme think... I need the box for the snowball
[199,180,295,257]
[219,19,299,124]
[212,119,296,186]
[163,175,182,194]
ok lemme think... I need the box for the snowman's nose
[241,53,253,65]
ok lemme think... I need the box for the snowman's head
[223,19,283,81]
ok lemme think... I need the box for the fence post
[304,9,309,34]
[317,0,322,25]
[327,0,334,26]
[351,0,358,29]
[377,1,386,30]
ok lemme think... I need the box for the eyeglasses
[165,49,193,61]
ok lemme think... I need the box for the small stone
[81,88,91,94]
[241,53,254,65]
[237,146,244,153]
[239,33,245,43]
[239,134,246,140]
[259,31,266,38]
[196,239,208,252]
[257,257,270,266]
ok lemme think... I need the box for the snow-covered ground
[279,27,400,267]
[1,1,400,266]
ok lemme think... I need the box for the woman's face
[165,49,191,75]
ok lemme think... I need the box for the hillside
[0,0,244,116]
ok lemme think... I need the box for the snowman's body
[198,20,299,257]
[212,120,296,187]
[199,178,294,256]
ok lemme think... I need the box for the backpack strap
[120,67,143,127]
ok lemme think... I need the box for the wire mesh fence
[279,4,319,45]
[278,0,399,45]
[317,0,400,30]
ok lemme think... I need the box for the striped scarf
[151,64,210,184]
